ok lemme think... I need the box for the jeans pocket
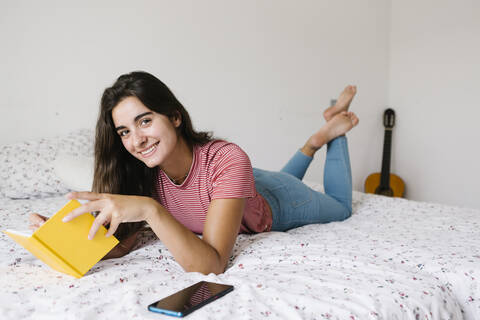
[255,169,313,210]
[287,184,313,208]
[273,172,313,208]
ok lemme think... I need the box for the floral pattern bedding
[1,186,479,320]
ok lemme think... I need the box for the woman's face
[112,96,181,168]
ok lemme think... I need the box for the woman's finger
[29,219,47,231]
[66,191,105,201]
[88,213,111,240]
[105,219,120,238]
[29,213,48,224]
[29,213,42,224]
[62,200,106,223]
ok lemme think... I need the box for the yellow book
[4,199,119,278]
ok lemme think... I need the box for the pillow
[53,154,94,192]
[0,129,94,199]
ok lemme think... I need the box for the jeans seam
[325,137,352,214]
[290,189,313,208]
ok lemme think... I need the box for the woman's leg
[280,135,353,210]
[280,85,357,181]
[322,135,352,213]
[261,86,359,231]
[301,111,358,213]
[262,113,358,231]
[280,134,352,213]
[254,166,352,231]
[280,150,313,180]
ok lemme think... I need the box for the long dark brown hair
[94,71,213,240]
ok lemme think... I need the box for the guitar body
[364,108,406,198]
[364,173,405,198]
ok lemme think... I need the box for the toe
[352,115,359,126]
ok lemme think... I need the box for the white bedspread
[1,186,479,319]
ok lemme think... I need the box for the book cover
[4,199,119,278]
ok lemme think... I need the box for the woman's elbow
[184,261,226,275]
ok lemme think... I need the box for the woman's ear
[170,111,182,128]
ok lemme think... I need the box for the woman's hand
[28,213,48,230]
[28,204,142,260]
[62,191,158,240]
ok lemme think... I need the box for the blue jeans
[253,136,352,231]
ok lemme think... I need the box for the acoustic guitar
[364,109,405,197]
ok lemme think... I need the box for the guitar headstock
[383,108,395,129]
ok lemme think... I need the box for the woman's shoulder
[198,139,243,153]
[197,140,250,164]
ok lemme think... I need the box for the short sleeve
[209,144,255,200]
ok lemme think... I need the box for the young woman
[29,71,359,275]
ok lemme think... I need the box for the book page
[4,229,33,237]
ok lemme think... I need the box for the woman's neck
[160,137,193,184]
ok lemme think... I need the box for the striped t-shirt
[153,140,273,234]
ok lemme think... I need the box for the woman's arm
[62,192,245,275]
[29,212,141,260]
[145,198,245,274]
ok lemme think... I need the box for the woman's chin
[145,162,158,168]
[141,156,163,168]
[141,159,157,168]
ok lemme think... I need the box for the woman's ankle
[300,144,317,158]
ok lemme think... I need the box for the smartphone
[147,281,234,317]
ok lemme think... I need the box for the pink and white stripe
[154,140,272,234]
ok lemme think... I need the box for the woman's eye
[140,118,151,126]
[119,130,129,137]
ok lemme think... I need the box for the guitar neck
[380,129,392,189]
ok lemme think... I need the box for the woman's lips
[139,142,159,158]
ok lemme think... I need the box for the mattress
[1,186,479,319]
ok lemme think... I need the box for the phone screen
[147,281,234,317]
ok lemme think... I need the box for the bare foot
[323,85,357,121]
[302,111,359,156]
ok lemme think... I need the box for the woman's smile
[112,96,184,169]
[139,141,159,158]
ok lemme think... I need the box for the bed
[1,130,479,319]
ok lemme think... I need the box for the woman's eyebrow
[115,112,153,131]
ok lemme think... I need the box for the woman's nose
[133,131,147,147]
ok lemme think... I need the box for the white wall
[0,0,390,194]
[389,0,480,208]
